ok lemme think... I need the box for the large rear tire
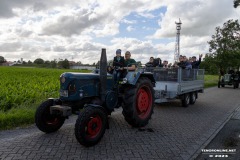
[75,106,107,147]
[35,99,65,133]
[122,77,154,127]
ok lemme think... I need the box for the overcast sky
[0,0,239,64]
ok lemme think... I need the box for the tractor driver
[122,51,136,71]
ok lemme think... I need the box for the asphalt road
[0,87,240,160]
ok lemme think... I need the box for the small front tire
[75,106,107,147]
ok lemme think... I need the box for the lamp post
[174,18,182,62]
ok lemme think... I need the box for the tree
[200,54,218,74]
[77,61,82,65]
[0,56,6,63]
[58,59,70,69]
[234,0,240,8]
[50,60,57,68]
[34,58,44,64]
[44,60,50,64]
[208,19,240,71]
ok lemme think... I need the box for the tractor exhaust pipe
[100,48,107,101]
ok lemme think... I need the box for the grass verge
[204,75,218,88]
[0,106,36,130]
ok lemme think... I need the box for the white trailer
[146,68,204,107]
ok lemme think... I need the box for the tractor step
[50,105,72,117]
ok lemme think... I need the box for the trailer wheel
[182,93,190,107]
[233,81,237,89]
[122,77,154,127]
[75,106,107,147]
[35,99,65,133]
[190,92,196,104]
[221,80,225,87]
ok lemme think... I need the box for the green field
[0,67,90,130]
[0,67,218,130]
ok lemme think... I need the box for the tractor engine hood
[59,72,114,102]
[59,72,100,101]
[61,72,100,80]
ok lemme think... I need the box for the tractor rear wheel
[35,99,65,133]
[75,106,107,147]
[122,77,154,127]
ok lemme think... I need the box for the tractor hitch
[50,105,72,117]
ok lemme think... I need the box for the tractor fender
[48,98,62,105]
[126,72,155,86]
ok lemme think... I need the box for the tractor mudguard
[48,98,62,105]
[125,72,155,86]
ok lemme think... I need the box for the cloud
[126,26,135,32]
[53,46,66,52]
[0,0,239,64]
[137,12,155,19]
[121,19,137,24]
[0,1,16,18]
[0,42,22,52]
[151,0,239,38]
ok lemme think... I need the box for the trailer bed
[144,68,204,104]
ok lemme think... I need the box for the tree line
[0,57,72,69]
[200,19,240,74]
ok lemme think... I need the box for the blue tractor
[35,48,155,147]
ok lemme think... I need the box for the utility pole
[174,18,182,62]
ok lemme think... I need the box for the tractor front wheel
[122,77,154,127]
[75,106,107,147]
[35,99,65,133]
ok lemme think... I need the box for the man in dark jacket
[145,57,154,67]
[191,54,202,69]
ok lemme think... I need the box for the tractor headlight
[79,89,84,98]
[60,74,66,83]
